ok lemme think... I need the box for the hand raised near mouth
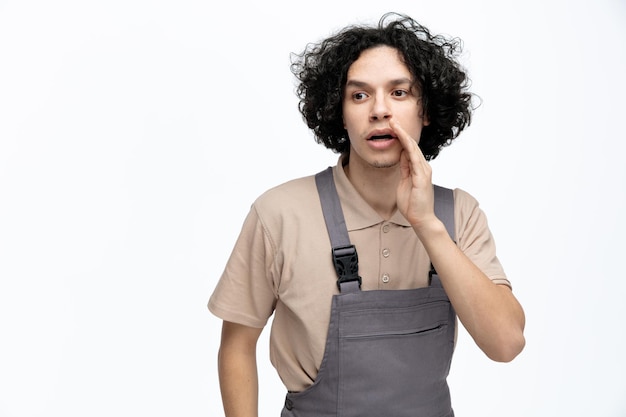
[391,118,440,232]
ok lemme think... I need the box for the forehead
[346,45,412,84]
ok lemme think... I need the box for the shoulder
[251,173,324,235]
[451,187,487,233]
[434,186,482,227]
[453,187,480,211]
[254,174,319,212]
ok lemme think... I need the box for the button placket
[380,223,392,285]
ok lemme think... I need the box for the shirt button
[382,273,390,283]
[382,224,390,233]
[382,248,390,258]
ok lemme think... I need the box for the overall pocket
[337,300,454,417]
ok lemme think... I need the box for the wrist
[412,216,448,242]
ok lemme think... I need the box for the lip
[367,127,397,141]
[365,127,398,151]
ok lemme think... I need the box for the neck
[343,159,400,220]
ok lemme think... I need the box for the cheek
[342,103,368,129]
[342,111,351,128]
[342,112,357,132]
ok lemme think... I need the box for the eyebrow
[345,77,414,89]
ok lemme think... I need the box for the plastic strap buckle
[428,263,437,285]
[332,244,362,290]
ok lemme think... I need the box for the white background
[1,0,625,416]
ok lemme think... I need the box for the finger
[399,149,411,179]
[390,119,426,164]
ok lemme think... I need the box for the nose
[370,93,391,121]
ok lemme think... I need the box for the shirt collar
[332,156,412,231]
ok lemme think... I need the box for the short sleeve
[208,205,278,328]
[454,188,511,289]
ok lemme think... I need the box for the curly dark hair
[290,12,474,160]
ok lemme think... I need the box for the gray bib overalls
[281,168,456,417]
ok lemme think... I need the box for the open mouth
[368,134,395,140]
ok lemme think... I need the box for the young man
[209,13,525,417]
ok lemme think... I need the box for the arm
[414,223,525,361]
[392,119,525,362]
[218,321,264,417]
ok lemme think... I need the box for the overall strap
[315,167,361,293]
[430,185,455,287]
[434,185,455,241]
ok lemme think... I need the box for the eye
[352,92,368,101]
[392,89,409,98]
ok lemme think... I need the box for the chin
[371,160,400,169]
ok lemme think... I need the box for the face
[342,45,428,170]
